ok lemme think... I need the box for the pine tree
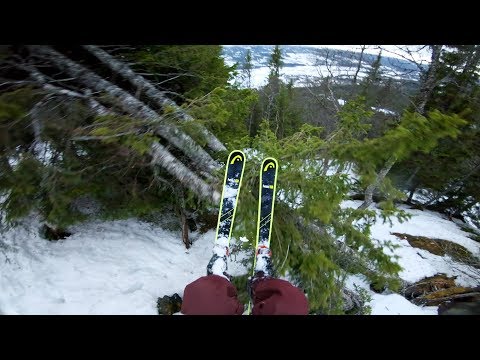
[0,45,235,243]
[393,45,480,220]
[251,46,302,138]
[242,49,253,88]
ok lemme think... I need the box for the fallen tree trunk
[22,48,220,203]
[150,142,220,203]
[26,45,220,174]
[83,45,226,153]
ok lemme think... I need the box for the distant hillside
[222,45,424,88]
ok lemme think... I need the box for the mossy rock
[157,293,182,315]
[391,232,477,265]
[403,273,456,300]
[412,286,480,307]
[459,226,480,244]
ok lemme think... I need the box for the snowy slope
[343,200,480,315]
[1,201,478,315]
[0,216,246,315]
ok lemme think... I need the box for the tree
[394,45,480,221]
[357,45,445,210]
[242,49,253,88]
[0,45,233,247]
[252,46,302,138]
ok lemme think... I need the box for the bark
[25,46,219,203]
[149,142,220,204]
[406,184,418,204]
[416,45,443,115]
[23,65,112,116]
[82,45,226,152]
[358,156,396,210]
[352,45,366,85]
[27,46,219,174]
[174,187,190,249]
[358,46,444,210]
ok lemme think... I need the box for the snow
[0,215,246,314]
[345,200,480,286]
[345,275,438,315]
[1,195,478,314]
[371,106,397,116]
[224,45,426,89]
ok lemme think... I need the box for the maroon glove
[181,275,244,315]
[251,277,309,315]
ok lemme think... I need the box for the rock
[401,274,480,310]
[412,286,480,307]
[391,232,476,266]
[370,282,387,294]
[391,232,445,256]
[40,224,72,241]
[157,293,182,315]
[342,288,364,314]
[402,273,456,300]
[439,300,480,315]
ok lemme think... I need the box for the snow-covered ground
[343,200,480,315]
[1,200,478,315]
[0,216,246,315]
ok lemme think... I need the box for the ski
[247,157,278,314]
[207,150,246,277]
[253,157,278,270]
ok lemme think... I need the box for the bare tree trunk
[23,65,112,115]
[149,142,220,204]
[423,162,480,207]
[27,46,220,174]
[406,184,418,204]
[358,46,444,210]
[416,45,443,115]
[405,166,421,203]
[82,45,226,153]
[358,156,396,210]
[353,45,366,85]
[174,187,190,249]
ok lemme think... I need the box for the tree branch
[82,45,226,152]
[27,45,220,174]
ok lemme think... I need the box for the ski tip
[261,157,278,172]
[228,150,246,165]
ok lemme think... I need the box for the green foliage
[393,46,480,217]
[90,115,156,155]
[268,45,283,80]
[184,86,258,148]
[336,110,466,191]
[249,46,303,139]
[122,45,233,100]
[230,122,404,313]
[335,96,374,142]
[0,155,43,224]
[0,88,42,152]
[352,284,372,315]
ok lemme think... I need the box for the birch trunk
[149,142,220,203]
[358,156,396,210]
[27,46,219,173]
[82,45,226,152]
